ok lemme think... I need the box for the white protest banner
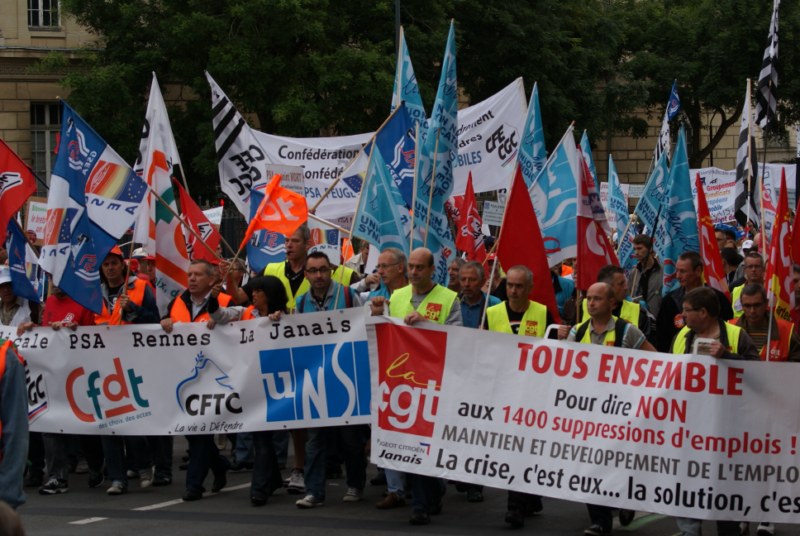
[481,200,505,226]
[254,131,370,228]
[452,78,527,196]
[369,320,800,523]
[690,168,737,224]
[202,206,223,226]
[19,308,370,435]
[24,197,47,242]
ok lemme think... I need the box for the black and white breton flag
[735,81,760,229]
[205,71,270,217]
[755,0,780,130]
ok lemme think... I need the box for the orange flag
[239,174,308,250]
[695,173,729,297]
[765,169,792,322]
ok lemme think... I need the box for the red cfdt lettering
[66,357,148,422]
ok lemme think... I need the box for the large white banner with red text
[369,319,800,523]
[15,309,370,435]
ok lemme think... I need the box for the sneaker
[757,523,774,536]
[39,478,68,495]
[584,523,612,536]
[296,494,324,508]
[139,469,153,489]
[126,470,139,479]
[74,460,89,474]
[343,487,362,502]
[286,469,305,495]
[88,470,104,489]
[106,480,127,495]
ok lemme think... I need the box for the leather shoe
[466,489,484,503]
[409,511,430,525]
[505,509,524,529]
[618,509,635,526]
[183,489,203,501]
[211,468,227,492]
[375,492,405,509]
[250,496,267,507]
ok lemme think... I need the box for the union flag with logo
[0,140,37,245]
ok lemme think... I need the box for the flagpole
[615,214,637,258]
[309,106,403,214]
[410,122,421,251]
[423,128,441,248]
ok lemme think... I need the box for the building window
[28,0,60,28]
[30,103,61,190]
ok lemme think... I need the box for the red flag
[496,165,561,323]
[696,173,729,297]
[175,180,222,263]
[455,172,486,263]
[0,140,37,244]
[765,169,792,322]
[239,174,308,250]
[576,151,619,291]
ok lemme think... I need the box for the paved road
[17,438,792,536]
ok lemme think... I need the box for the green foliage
[49,0,800,195]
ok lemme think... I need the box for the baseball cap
[0,266,10,286]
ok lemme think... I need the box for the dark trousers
[185,435,228,493]
[587,504,613,531]
[250,431,282,500]
[410,474,445,514]
[148,436,173,480]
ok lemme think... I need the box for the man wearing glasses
[729,253,766,319]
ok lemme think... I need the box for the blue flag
[368,102,416,208]
[634,150,670,234]
[391,26,427,133]
[608,156,636,271]
[246,187,286,273]
[6,221,40,303]
[413,20,457,283]
[529,125,580,266]
[579,131,612,237]
[517,82,547,188]
[667,80,681,120]
[352,146,411,257]
[653,127,699,295]
[39,102,147,313]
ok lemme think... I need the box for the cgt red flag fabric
[496,165,561,323]
[0,140,37,244]
[175,180,222,263]
[696,173,729,297]
[239,174,308,250]
[765,169,792,322]
[576,150,619,292]
[455,172,486,263]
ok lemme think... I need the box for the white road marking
[69,517,108,525]
[133,483,251,511]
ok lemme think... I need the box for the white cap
[741,239,755,251]
[0,266,11,286]
[131,247,148,259]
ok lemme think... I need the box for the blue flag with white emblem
[391,26,427,133]
[653,127,699,294]
[413,21,457,283]
[517,82,547,189]
[634,150,670,234]
[39,102,147,313]
[368,102,416,209]
[6,221,41,303]
[529,125,580,266]
[608,156,636,271]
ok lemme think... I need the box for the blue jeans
[233,432,254,464]
[304,428,327,499]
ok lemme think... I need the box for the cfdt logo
[66,357,148,423]
[376,324,448,438]
[176,352,242,416]
[260,341,370,422]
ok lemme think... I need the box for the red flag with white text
[696,173,729,297]
[576,150,619,291]
[455,172,486,262]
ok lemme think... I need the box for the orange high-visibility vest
[169,293,232,323]
[95,279,149,325]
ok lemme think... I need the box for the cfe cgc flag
[39,101,147,313]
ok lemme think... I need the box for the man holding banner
[370,247,461,526]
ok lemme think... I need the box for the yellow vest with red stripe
[486,300,548,337]
[0,339,23,457]
[95,279,149,326]
[169,293,232,323]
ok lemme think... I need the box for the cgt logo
[376,324,448,438]
[260,341,370,422]
[66,357,148,423]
